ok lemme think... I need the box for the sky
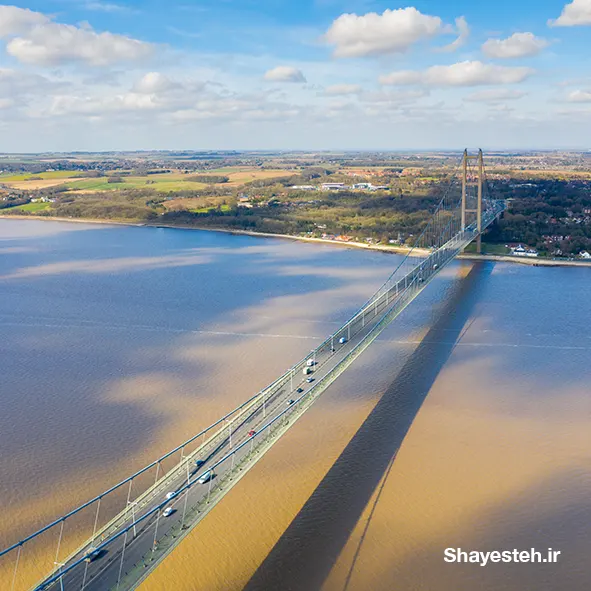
[1,0,591,151]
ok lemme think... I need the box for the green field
[191,204,232,213]
[64,176,207,192]
[464,242,510,255]
[11,202,52,212]
[0,171,80,181]
[1,167,295,191]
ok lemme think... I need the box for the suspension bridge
[0,150,506,591]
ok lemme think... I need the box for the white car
[162,506,174,517]
[339,337,347,344]
[198,470,215,484]
[166,491,175,500]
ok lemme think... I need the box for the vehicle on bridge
[162,507,174,517]
[198,471,215,484]
[339,337,347,344]
[84,547,101,563]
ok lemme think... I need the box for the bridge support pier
[461,149,484,254]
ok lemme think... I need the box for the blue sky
[0,0,590,151]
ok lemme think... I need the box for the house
[321,183,347,191]
[511,244,538,257]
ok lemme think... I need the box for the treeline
[0,197,29,209]
[184,175,229,184]
[485,179,591,255]
[157,190,440,243]
[50,190,160,221]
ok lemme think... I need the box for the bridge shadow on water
[243,262,494,591]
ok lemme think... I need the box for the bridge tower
[461,149,484,253]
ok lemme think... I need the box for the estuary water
[0,218,590,591]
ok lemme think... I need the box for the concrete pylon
[461,149,484,254]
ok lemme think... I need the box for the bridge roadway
[33,202,506,591]
[42,259,413,591]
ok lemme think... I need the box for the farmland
[9,202,52,213]
[0,167,295,194]
[2,151,591,258]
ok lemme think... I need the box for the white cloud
[360,89,429,104]
[482,33,549,59]
[378,70,423,85]
[0,5,47,37]
[324,84,362,96]
[464,88,527,102]
[47,93,161,116]
[567,89,591,102]
[324,7,444,58]
[30,72,300,126]
[83,1,129,12]
[264,66,306,83]
[0,68,64,100]
[438,16,470,53]
[380,61,534,87]
[133,72,177,94]
[550,0,591,26]
[0,5,153,66]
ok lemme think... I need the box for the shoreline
[2,214,590,268]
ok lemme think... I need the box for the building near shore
[511,244,539,257]
[321,183,347,191]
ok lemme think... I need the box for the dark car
[84,547,102,563]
